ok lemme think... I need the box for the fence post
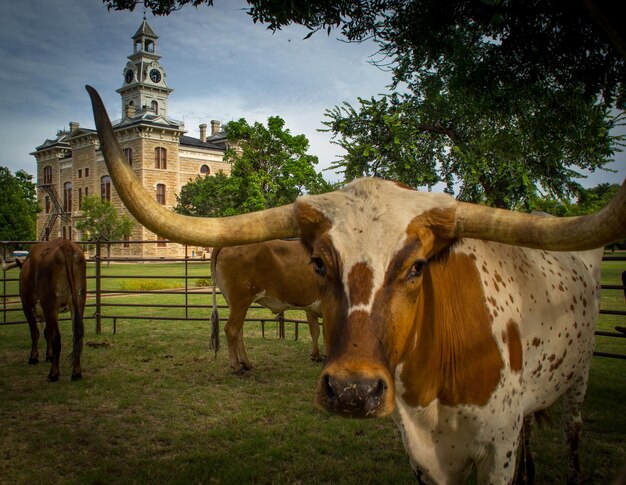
[95,239,102,334]
[1,243,6,325]
[185,245,189,319]
[278,312,285,340]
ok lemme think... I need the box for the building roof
[133,18,158,40]
[34,131,71,151]
[118,111,183,130]
[180,135,227,151]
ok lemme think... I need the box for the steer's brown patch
[505,320,523,372]
[348,262,374,307]
[295,201,332,252]
[400,251,503,407]
[407,208,457,248]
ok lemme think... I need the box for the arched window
[155,147,167,169]
[200,164,210,175]
[151,100,159,114]
[63,182,72,212]
[124,148,133,167]
[43,166,52,185]
[101,175,111,201]
[156,183,166,205]
[45,196,50,214]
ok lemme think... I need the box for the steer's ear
[295,201,332,253]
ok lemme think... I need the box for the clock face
[149,68,161,83]
[125,69,134,84]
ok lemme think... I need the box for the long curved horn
[453,179,626,251]
[86,86,299,247]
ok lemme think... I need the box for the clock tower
[116,14,173,121]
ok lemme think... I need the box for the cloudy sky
[1,0,623,188]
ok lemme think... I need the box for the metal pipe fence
[1,240,625,356]
[0,239,308,341]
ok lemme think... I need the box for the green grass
[0,319,414,484]
[0,259,624,483]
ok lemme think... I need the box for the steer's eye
[311,256,326,277]
[407,259,428,280]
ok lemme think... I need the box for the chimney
[199,123,207,143]
[69,121,80,132]
[125,104,136,118]
[211,120,221,135]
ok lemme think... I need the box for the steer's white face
[298,178,457,315]
[295,178,459,417]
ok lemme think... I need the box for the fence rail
[0,239,308,341]
[1,240,625,356]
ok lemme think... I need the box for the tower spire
[116,17,173,121]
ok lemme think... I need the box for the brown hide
[399,250,503,407]
[212,239,323,372]
[18,238,86,381]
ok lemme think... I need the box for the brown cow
[88,86,626,484]
[2,239,87,381]
[210,239,323,372]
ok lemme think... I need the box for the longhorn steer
[3,238,87,381]
[211,239,323,372]
[88,85,626,484]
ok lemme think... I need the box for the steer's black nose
[322,373,387,418]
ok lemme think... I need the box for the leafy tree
[571,183,624,249]
[324,89,622,209]
[175,116,332,217]
[75,196,133,260]
[529,183,625,248]
[175,171,237,217]
[322,95,443,190]
[106,0,625,209]
[0,166,39,243]
[568,183,621,216]
[315,0,626,208]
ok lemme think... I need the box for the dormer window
[151,100,159,114]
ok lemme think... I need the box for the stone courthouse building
[31,18,231,258]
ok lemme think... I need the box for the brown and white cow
[210,239,323,372]
[2,238,87,381]
[88,86,626,484]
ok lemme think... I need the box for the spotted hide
[295,179,602,484]
[11,238,87,381]
[211,239,323,372]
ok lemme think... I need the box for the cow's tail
[209,248,222,354]
[64,245,85,370]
